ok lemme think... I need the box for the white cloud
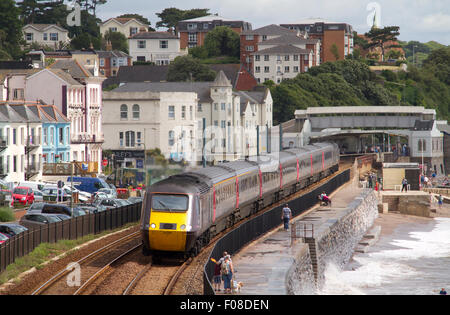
[421,13,450,32]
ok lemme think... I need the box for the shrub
[0,207,15,222]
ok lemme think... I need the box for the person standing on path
[281,204,292,231]
[401,178,408,192]
[221,255,234,294]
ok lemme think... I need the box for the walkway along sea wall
[292,189,379,292]
[203,170,351,295]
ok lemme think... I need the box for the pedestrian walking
[438,195,443,208]
[439,288,447,295]
[401,178,408,192]
[281,204,292,231]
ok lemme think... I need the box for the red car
[12,187,35,205]
[0,232,9,244]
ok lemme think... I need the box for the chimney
[106,40,112,51]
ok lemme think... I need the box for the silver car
[33,189,44,202]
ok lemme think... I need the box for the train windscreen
[151,194,188,212]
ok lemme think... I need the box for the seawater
[318,218,450,295]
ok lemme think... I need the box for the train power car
[140,142,339,257]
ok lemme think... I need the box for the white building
[128,32,188,65]
[22,24,69,48]
[102,71,273,166]
[0,104,43,184]
[252,44,314,84]
[100,17,148,38]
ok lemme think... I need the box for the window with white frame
[246,35,254,40]
[168,105,175,119]
[187,24,197,30]
[26,33,33,41]
[188,33,197,42]
[255,66,260,73]
[285,66,290,73]
[294,66,299,73]
[264,66,270,73]
[160,40,168,49]
[246,46,254,52]
[119,132,124,146]
[182,106,186,119]
[294,54,299,61]
[125,131,135,147]
[120,104,128,120]
[168,130,175,146]
[138,40,146,48]
[132,104,140,119]
[50,33,58,41]
[264,55,269,61]
[285,55,290,61]
[255,55,260,61]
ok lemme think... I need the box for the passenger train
[140,142,340,257]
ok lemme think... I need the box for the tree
[203,26,240,58]
[330,44,340,61]
[167,55,216,82]
[0,0,23,60]
[365,26,400,61]
[102,30,128,53]
[116,13,155,31]
[75,0,107,17]
[156,8,210,32]
[17,0,66,24]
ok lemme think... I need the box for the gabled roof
[23,24,68,33]
[211,70,232,87]
[241,24,296,36]
[180,14,236,22]
[129,32,178,40]
[48,59,91,79]
[95,50,131,59]
[102,17,148,26]
[252,44,311,55]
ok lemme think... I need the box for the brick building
[281,19,353,63]
[177,14,252,49]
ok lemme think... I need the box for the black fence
[203,170,350,295]
[0,202,142,273]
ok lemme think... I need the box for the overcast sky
[95,0,450,45]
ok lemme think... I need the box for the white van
[17,181,45,191]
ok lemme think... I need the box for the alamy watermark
[66,262,81,287]
[66,1,81,27]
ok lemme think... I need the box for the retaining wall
[295,189,379,290]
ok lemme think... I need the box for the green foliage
[0,0,24,60]
[116,13,154,30]
[102,30,129,53]
[330,44,340,61]
[0,207,14,222]
[167,55,216,82]
[189,46,209,59]
[203,26,240,58]
[156,8,209,30]
[365,26,400,61]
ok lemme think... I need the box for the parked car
[0,232,9,244]
[12,187,35,205]
[67,177,110,194]
[96,188,117,199]
[0,223,28,237]
[41,187,71,202]
[94,198,128,210]
[77,203,108,213]
[27,202,86,217]
[17,181,45,191]
[19,213,63,228]
[33,190,44,202]
[127,196,143,204]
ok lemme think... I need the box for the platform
[230,182,365,295]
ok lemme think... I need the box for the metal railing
[203,169,350,295]
[0,202,142,272]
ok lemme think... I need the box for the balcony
[71,133,104,144]
[43,161,99,176]
[25,163,40,180]
[25,136,41,154]
[0,137,7,153]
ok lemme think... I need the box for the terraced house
[0,102,43,183]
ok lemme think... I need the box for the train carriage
[141,142,340,257]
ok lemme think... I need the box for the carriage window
[152,194,188,212]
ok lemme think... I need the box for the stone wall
[307,190,379,288]
[286,243,315,295]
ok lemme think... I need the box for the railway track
[31,231,141,295]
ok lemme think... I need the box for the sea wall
[288,189,379,293]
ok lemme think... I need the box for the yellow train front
[140,176,204,257]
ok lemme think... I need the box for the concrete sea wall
[288,189,379,293]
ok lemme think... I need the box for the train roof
[189,165,235,184]
[149,174,206,194]
[220,160,259,175]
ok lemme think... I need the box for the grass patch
[0,207,15,222]
[0,222,137,285]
